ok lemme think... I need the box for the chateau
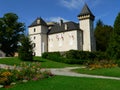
[28,4,96,56]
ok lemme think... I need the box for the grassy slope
[0,57,22,65]
[1,76,120,90]
[72,67,120,77]
[0,57,78,68]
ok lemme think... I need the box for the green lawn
[1,57,120,90]
[1,76,120,90]
[72,67,120,77]
[0,57,78,68]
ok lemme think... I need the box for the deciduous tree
[0,13,25,56]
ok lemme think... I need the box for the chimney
[60,19,63,26]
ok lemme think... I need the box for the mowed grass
[1,76,120,90]
[72,67,120,77]
[0,57,78,68]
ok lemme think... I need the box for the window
[33,43,36,47]
[34,36,36,39]
[37,19,40,24]
[65,24,68,30]
[34,28,36,32]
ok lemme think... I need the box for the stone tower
[78,4,96,51]
[28,17,48,56]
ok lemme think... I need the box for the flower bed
[0,62,53,88]
[87,60,118,70]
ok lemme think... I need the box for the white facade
[28,4,96,56]
[29,25,48,56]
[48,30,82,52]
[79,16,95,51]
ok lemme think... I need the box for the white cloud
[46,17,68,22]
[60,0,102,9]
[60,0,84,9]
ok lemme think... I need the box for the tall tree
[18,36,33,61]
[94,19,113,51]
[0,13,25,56]
[96,19,104,27]
[107,12,120,59]
[114,13,120,34]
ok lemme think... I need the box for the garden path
[48,67,120,80]
[1,64,120,80]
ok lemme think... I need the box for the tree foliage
[107,13,120,59]
[114,13,120,34]
[18,36,33,61]
[94,19,113,51]
[0,13,25,56]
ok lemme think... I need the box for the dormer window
[37,19,40,24]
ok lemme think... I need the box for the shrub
[42,51,89,64]
[0,71,13,86]
[87,60,118,69]
[93,51,108,60]
[42,50,110,65]
[0,62,53,87]
[65,50,80,59]
[42,52,61,62]
[65,50,96,64]
[115,60,120,67]
[42,52,49,58]
[65,50,96,60]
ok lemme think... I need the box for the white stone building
[28,4,96,56]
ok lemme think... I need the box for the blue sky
[0,0,120,29]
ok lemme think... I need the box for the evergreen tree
[18,36,33,61]
[107,12,120,59]
[114,13,120,34]
[94,20,113,51]
[96,19,104,27]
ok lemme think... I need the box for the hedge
[42,50,108,65]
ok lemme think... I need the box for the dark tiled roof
[78,4,94,17]
[48,21,80,34]
[29,17,47,27]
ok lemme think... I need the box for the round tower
[78,4,96,51]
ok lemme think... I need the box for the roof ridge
[29,17,47,27]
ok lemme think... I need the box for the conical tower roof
[78,4,94,17]
[29,17,47,27]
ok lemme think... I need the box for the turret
[28,17,48,56]
[78,4,96,51]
